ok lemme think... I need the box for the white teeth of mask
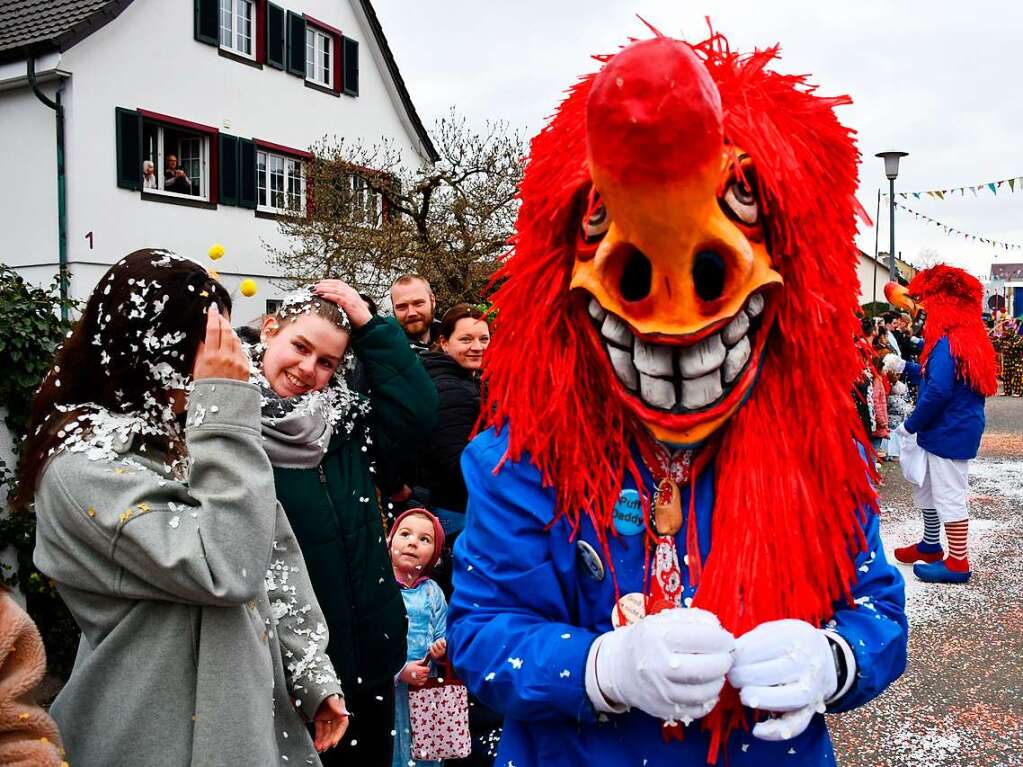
[588,298,607,323]
[679,334,726,378]
[601,314,633,348]
[682,370,723,409]
[608,346,639,391]
[722,311,750,345]
[640,373,677,410]
[723,335,751,383]
[633,338,673,376]
[746,293,765,318]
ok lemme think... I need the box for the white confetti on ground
[880,457,1023,627]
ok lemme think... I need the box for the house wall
[856,252,890,306]
[4,0,428,323]
[0,83,60,278]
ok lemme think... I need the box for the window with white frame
[141,122,210,199]
[257,150,305,214]
[220,0,255,58]
[349,175,383,227]
[305,27,333,87]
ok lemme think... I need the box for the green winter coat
[270,316,438,694]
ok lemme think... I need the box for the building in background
[0,0,437,324]
[856,250,918,309]
[989,263,1023,318]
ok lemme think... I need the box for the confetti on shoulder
[507,656,523,669]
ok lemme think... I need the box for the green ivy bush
[0,266,80,680]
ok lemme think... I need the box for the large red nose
[587,37,723,185]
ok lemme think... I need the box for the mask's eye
[580,187,610,245]
[721,171,759,226]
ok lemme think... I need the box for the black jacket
[418,351,481,512]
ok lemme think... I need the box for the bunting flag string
[883,174,1023,200]
[894,202,1023,251]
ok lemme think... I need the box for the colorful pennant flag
[893,201,1023,252]
[886,174,1023,200]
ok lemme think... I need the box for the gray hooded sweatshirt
[33,380,343,766]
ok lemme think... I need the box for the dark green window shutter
[287,11,306,76]
[219,134,240,206]
[115,108,142,190]
[342,37,359,96]
[266,3,286,70]
[194,0,218,45]
[239,139,257,209]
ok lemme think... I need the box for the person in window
[246,280,438,767]
[18,249,347,767]
[164,153,192,194]
[142,160,158,189]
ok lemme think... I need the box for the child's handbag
[407,657,472,760]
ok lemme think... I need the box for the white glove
[727,620,844,741]
[882,353,906,375]
[586,608,735,724]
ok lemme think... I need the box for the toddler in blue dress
[389,509,448,767]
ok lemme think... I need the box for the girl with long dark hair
[17,249,347,767]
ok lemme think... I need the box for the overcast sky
[374,0,1023,278]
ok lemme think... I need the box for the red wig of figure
[910,264,998,396]
[481,29,876,758]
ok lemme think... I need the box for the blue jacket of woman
[903,336,986,459]
[447,428,908,767]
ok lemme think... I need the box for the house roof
[0,0,438,162]
[0,0,133,64]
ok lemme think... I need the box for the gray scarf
[258,384,335,469]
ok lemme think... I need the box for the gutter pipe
[27,57,69,320]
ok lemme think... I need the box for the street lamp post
[876,151,908,284]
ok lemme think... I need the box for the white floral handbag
[407,659,472,760]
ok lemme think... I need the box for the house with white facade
[0,0,437,323]
[856,249,917,308]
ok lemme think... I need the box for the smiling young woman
[250,279,439,767]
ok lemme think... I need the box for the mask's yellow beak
[884,282,919,318]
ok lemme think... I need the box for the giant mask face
[570,38,782,446]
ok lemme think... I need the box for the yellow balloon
[208,243,225,260]
[240,278,258,297]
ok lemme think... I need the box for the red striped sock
[944,519,969,568]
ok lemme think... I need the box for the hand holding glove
[727,620,850,741]
[587,607,735,724]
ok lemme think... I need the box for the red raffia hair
[909,264,998,396]
[481,29,877,760]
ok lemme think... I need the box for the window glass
[256,150,306,214]
[257,150,267,207]
[305,28,332,87]
[220,0,253,57]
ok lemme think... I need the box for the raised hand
[313,280,372,328]
[192,303,250,381]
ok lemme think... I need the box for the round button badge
[611,592,646,628]
[575,540,606,582]
[612,489,644,536]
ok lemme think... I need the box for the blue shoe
[913,559,971,584]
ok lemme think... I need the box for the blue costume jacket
[904,336,986,460]
[448,428,908,766]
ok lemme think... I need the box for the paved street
[831,395,1023,767]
